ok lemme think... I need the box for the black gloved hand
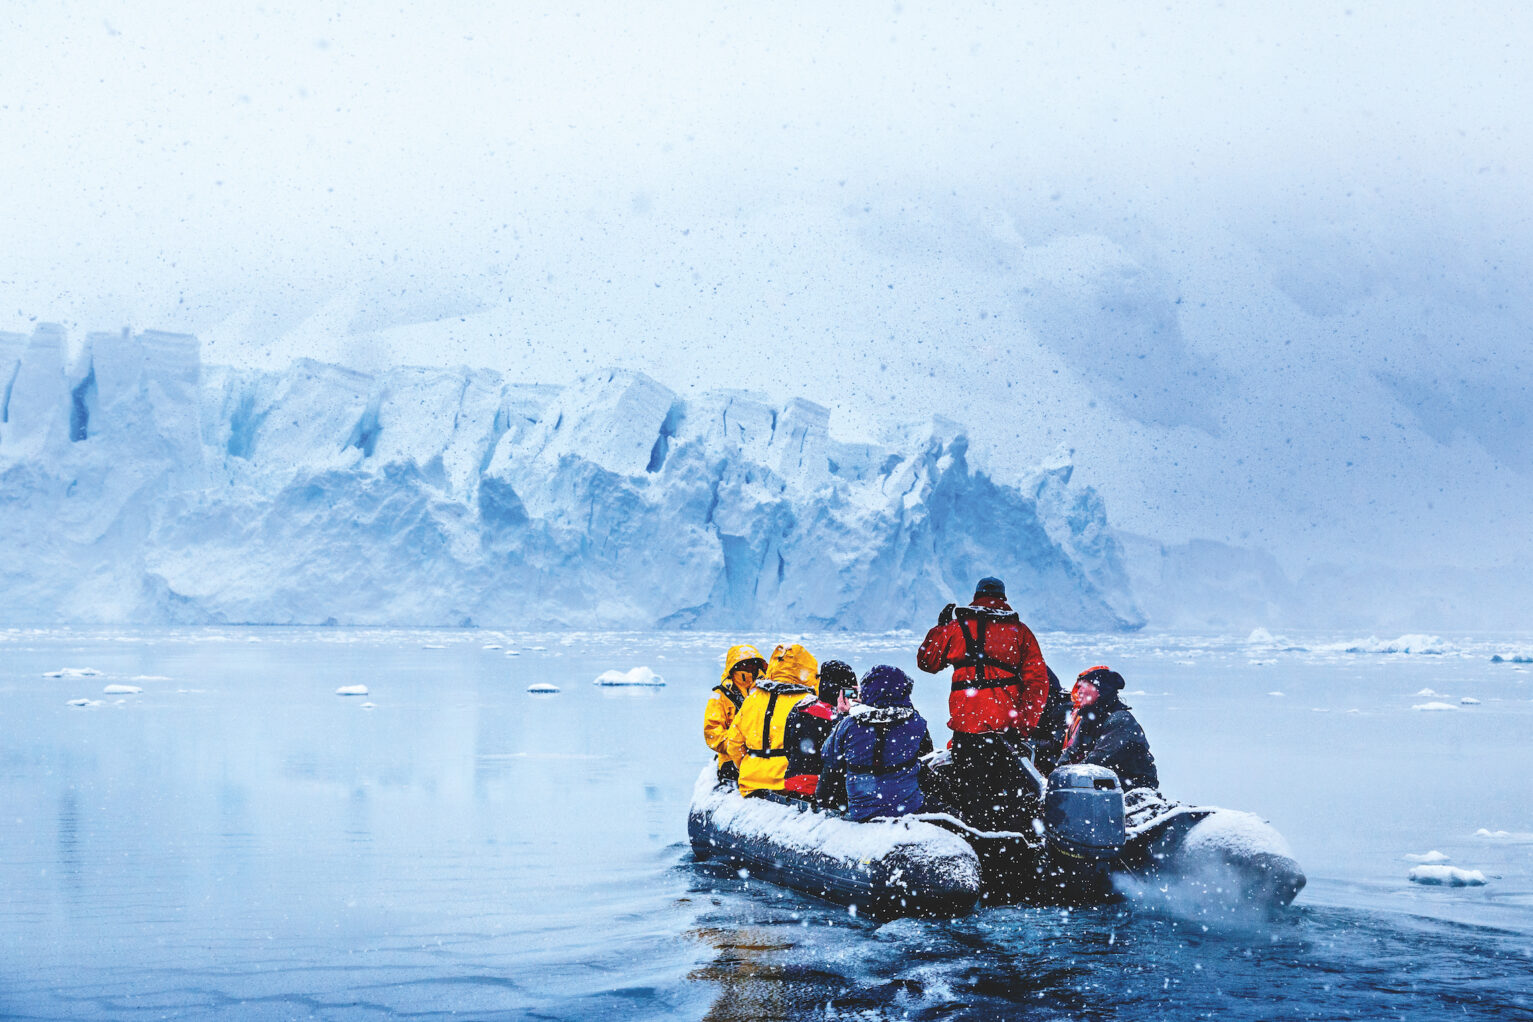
[938,603,956,627]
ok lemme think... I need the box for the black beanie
[1076,666,1125,695]
[974,576,1006,600]
[819,660,857,703]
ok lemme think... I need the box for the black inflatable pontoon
[687,767,982,919]
[688,757,1304,920]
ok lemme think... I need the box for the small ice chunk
[1267,691,1285,697]
[482,644,502,650]
[1408,865,1487,887]
[44,667,102,678]
[1415,688,1445,697]
[1460,696,1481,705]
[527,683,561,694]
[1473,828,1533,841]
[66,698,101,707]
[593,667,666,687]
[1403,850,1450,863]
[504,650,521,656]
[360,701,376,710]
[103,684,142,695]
[421,644,446,650]
[1412,702,1458,712]
[335,685,369,696]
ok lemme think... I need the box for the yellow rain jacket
[705,644,767,769]
[725,645,819,795]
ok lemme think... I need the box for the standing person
[782,659,856,799]
[916,576,1050,830]
[1061,666,1159,792]
[704,645,767,781]
[815,665,935,821]
[725,644,818,796]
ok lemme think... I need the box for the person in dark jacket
[1031,666,1071,776]
[783,660,856,799]
[916,576,1051,830]
[815,665,935,822]
[1061,666,1159,792]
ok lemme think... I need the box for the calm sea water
[2,627,1530,1020]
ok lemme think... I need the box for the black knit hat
[974,576,1006,600]
[1075,665,1125,694]
[819,660,857,703]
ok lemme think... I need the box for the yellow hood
[720,644,768,683]
[766,643,819,688]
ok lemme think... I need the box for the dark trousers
[949,730,1039,833]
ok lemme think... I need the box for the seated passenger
[704,644,767,781]
[724,644,818,796]
[1030,666,1071,776]
[782,659,857,799]
[1060,666,1159,792]
[815,665,934,821]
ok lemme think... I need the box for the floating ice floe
[1408,865,1487,887]
[1403,850,1450,863]
[1411,702,1458,712]
[482,644,502,650]
[1415,688,1445,697]
[360,701,376,710]
[593,667,665,687]
[527,683,561,694]
[44,667,102,678]
[1474,828,1533,842]
[504,650,521,656]
[1267,691,1285,697]
[336,685,369,696]
[1460,696,1481,705]
[421,644,447,650]
[1335,634,1450,655]
[102,684,142,695]
[66,698,102,707]
[130,675,171,681]
[1490,653,1533,663]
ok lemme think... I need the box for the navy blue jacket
[815,666,934,822]
[1062,695,1159,791]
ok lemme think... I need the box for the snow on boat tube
[687,767,981,919]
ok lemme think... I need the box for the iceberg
[1407,865,1487,887]
[0,325,1143,631]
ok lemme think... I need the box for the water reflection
[688,925,815,1022]
[56,787,81,893]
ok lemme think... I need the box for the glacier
[0,325,1141,630]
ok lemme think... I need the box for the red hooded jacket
[916,596,1049,735]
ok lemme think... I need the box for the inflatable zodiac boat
[687,760,1305,920]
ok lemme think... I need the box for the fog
[4,1,1530,611]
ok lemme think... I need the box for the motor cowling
[1044,765,1127,861]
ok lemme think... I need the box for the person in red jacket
[916,576,1051,831]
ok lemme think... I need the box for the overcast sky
[4,1,1531,572]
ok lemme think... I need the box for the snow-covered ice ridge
[0,326,1140,630]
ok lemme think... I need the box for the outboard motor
[1044,765,1127,861]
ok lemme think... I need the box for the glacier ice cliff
[0,326,1142,630]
